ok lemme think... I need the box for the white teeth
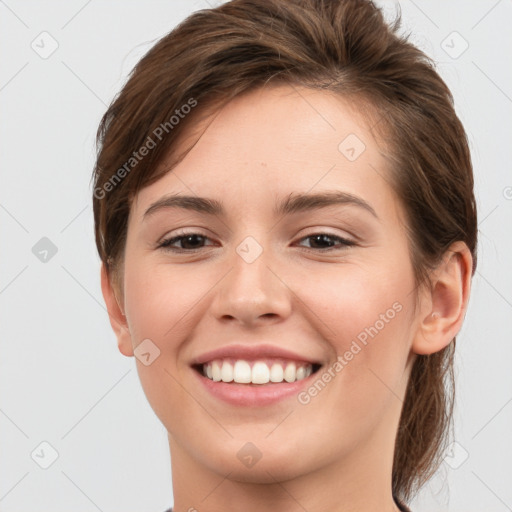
[212,360,222,382]
[283,362,296,383]
[296,366,306,381]
[269,363,284,382]
[202,359,314,384]
[221,361,234,383]
[233,360,252,383]
[251,362,270,384]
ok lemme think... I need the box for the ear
[412,241,473,355]
[100,262,134,357]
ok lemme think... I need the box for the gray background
[1,0,511,511]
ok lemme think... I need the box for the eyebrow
[143,191,378,220]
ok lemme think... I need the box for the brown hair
[92,0,477,502]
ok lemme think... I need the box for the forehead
[131,84,400,223]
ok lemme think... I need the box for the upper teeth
[203,359,313,384]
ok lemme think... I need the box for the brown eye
[297,233,355,251]
[158,232,214,252]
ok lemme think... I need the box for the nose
[211,241,292,328]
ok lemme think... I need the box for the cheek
[293,272,412,449]
[302,262,413,394]
[121,259,207,431]
[304,261,408,337]
[123,259,213,344]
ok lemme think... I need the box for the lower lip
[193,368,318,407]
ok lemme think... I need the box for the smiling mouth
[192,359,322,385]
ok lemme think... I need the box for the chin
[199,440,316,484]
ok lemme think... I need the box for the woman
[92,0,477,510]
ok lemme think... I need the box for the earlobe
[100,262,134,357]
[412,241,473,356]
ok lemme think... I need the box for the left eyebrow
[274,190,378,219]
[142,190,378,220]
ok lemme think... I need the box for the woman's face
[118,84,421,482]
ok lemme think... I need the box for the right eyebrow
[143,194,223,219]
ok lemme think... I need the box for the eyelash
[157,231,356,253]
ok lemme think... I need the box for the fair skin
[101,85,472,512]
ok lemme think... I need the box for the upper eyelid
[159,223,356,239]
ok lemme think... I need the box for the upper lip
[190,344,323,366]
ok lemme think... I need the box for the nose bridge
[212,234,291,325]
